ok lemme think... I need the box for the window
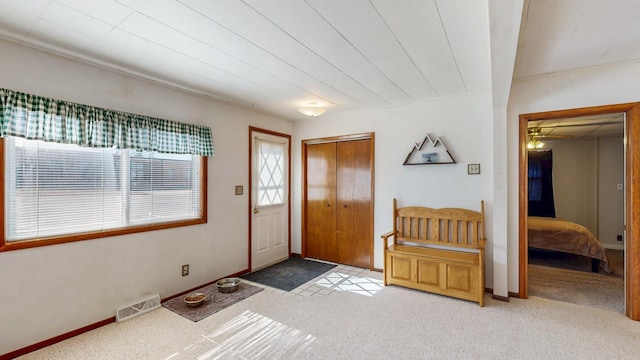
[2,137,206,249]
[527,150,556,218]
[256,138,286,206]
[0,88,213,251]
[528,157,543,201]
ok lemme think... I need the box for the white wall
[0,38,293,354]
[292,92,494,278]
[598,136,625,249]
[546,140,599,232]
[507,61,640,292]
[534,137,624,249]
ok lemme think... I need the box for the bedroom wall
[292,92,494,282]
[539,137,624,249]
[598,136,625,249]
[544,139,599,233]
[0,38,293,355]
[507,60,640,293]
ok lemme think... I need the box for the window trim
[0,138,208,252]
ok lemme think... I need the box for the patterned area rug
[162,281,263,322]
[241,257,336,291]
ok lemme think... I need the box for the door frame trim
[301,132,375,270]
[248,126,292,272]
[518,102,640,320]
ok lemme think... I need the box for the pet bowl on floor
[217,277,240,293]
[183,292,206,307]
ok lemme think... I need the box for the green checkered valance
[0,88,214,156]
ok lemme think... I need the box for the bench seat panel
[382,201,485,306]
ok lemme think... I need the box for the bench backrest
[391,198,485,250]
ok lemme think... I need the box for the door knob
[253,208,259,214]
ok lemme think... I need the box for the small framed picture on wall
[468,164,480,175]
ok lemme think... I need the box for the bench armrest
[381,230,396,239]
[381,230,397,250]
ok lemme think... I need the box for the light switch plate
[235,185,243,195]
[468,163,480,175]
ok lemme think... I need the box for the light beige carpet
[18,286,640,360]
[528,249,624,313]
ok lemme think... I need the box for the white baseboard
[602,243,624,251]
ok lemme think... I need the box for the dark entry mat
[241,257,336,291]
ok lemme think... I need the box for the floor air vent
[116,294,161,322]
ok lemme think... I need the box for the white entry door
[250,129,290,271]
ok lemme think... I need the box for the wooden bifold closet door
[304,136,373,269]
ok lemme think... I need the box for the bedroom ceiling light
[527,138,545,149]
[298,102,326,117]
[527,127,545,149]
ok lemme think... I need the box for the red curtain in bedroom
[528,150,556,218]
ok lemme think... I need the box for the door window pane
[256,139,286,206]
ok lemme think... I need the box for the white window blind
[5,137,201,241]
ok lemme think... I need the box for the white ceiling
[514,0,640,80]
[0,1,638,122]
[0,0,491,121]
[517,0,638,140]
[529,113,625,141]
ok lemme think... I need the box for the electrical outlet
[182,264,189,276]
[617,235,623,242]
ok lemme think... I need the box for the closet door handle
[327,203,331,207]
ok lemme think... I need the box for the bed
[528,216,611,273]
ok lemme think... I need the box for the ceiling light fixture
[527,139,545,149]
[527,127,545,150]
[298,102,326,117]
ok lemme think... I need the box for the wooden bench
[382,199,486,306]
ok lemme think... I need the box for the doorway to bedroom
[518,103,640,320]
